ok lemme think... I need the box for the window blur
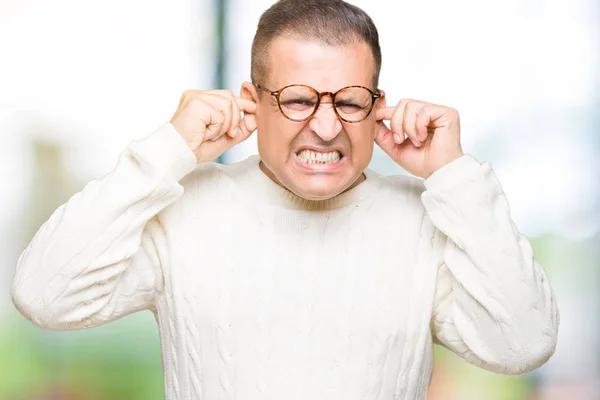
[0,0,597,399]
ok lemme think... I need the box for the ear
[241,81,260,103]
[240,81,259,132]
[372,89,387,139]
[376,89,387,109]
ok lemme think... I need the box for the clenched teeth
[297,149,342,164]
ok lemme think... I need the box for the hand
[375,99,464,179]
[170,89,257,164]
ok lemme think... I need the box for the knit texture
[11,122,559,399]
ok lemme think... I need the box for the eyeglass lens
[278,86,373,122]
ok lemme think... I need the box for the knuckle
[397,98,412,107]
[406,101,419,113]
[188,96,204,109]
[211,109,224,123]
[181,89,198,101]
[391,108,403,121]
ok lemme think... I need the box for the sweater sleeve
[421,154,559,375]
[10,122,197,331]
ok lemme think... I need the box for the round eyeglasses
[255,83,381,123]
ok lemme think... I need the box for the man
[11,0,559,399]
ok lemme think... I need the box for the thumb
[242,113,257,135]
[228,114,256,146]
[374,121,399,158]
[237,86,258,139]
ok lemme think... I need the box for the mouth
[294,148,344,166]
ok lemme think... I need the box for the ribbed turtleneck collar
[230,155,381,211]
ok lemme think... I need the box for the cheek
[346,122,376,158]
[256,111,302,158]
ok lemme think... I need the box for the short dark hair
[251,0,382,89]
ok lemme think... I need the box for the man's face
[243,37,384,201]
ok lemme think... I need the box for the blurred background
[0,0,598,398]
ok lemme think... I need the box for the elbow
[509,295,560,374]
[467,308,559,375]
[10,280,100,331]
[10,282,55,330]
[470,330,557,375]
[495,285,560,375]
[498,311,559,375]
[502,331,558,375]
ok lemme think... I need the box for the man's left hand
[375,99,464,179]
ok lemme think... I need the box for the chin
[289,185,343,201]
[259,154,363,202]
[283,174,355,201]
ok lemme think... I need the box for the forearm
[424,155,559,374]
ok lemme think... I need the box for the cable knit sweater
[11,122,559,400]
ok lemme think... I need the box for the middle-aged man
[11,0,559,399]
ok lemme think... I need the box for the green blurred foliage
[0,311,164,400]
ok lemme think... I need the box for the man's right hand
[169,90,258,164]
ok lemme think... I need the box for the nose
[308,101,343,142]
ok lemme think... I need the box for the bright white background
[223,0,599,239]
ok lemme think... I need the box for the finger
[206,91,257,137]
[237,88,258,137]
[203,90,256,113]
[228,100,243,138]
[234,97,257,114]
[403,101,426,147]
[224,96,242,138]
[228,96,257,138]
[374,120,398,157]
[380,115,405,145]
[203,90,257,138]
[203,90,242,138]
[179,89,202,106]
[390,100,410,144]
[375,106,395,122]
[415,105,433,143]
[201,93,233,138]
[196,101,225,141]
[211,115,255,150]
[242,112,258,136]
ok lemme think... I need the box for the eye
[335,102,364,112]
[285,99,314,106]
[281,98,316,110]
[336,102,361,108]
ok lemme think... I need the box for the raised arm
[11,88,257,331]
[422,155,559,374]
[10,123,197,330]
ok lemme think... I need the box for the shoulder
[373,171,427,202]
[366,170,432,227]
[175,156,258,206]
[158,156,257,222]
[179,156,254,194]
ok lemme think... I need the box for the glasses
[255,83,381,123]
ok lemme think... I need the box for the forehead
[266,37,375,92]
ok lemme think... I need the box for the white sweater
[11,122,559,400]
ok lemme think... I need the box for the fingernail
[412,139,419,147]
[233,128,241,137]
[393,134,401,144]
